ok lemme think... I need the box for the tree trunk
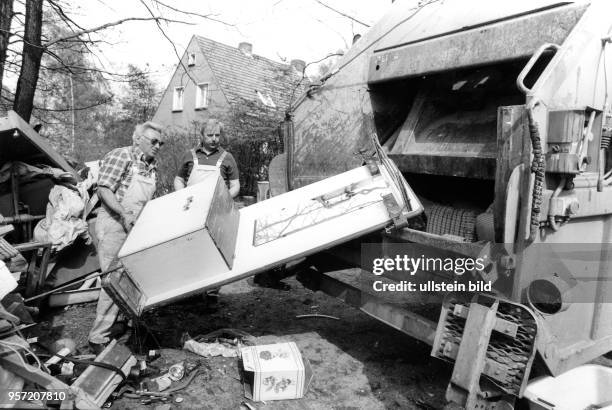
[0,0,13,99]
[13,0,43,122]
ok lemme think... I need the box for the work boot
[108,321,128,339]
[88,341,108,356]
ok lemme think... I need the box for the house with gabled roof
[152,35,307,137]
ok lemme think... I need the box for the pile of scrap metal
[0,110,100,302]
[0,301,136,409]
[0,301,202,409]
[0,110,122,408]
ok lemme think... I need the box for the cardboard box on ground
[241,342,313,402]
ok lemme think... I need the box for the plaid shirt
[97,146,157,202]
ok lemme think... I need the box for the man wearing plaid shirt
[88,122,165,352]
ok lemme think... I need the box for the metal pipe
[598,149,606,191]
[24,266,121,303]
[0,214,45,225]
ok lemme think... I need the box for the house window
[256,91,276,108]
[172,87,184,111]
[196,83,209,109]
[187,53,196,66]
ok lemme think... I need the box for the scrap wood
[48,287,101,307]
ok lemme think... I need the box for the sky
[69,0,392,87]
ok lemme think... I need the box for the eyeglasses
[143,136,164,147]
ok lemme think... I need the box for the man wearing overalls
[88,122,165,352]
[173,119,240,196]
[173,119,240,307]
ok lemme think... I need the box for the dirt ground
[32,271,459,410]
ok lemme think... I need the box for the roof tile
[195,36,308,112]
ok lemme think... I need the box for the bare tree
[0,0,13,97]
[4,0,216,123]
[13,0,43,121]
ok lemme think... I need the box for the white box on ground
[241,342,313,401]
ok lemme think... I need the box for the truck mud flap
[431,293,537,403]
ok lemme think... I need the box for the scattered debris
[183,339,238,358]
[241,400,256,410]
[151,374,172,391]
[168,361,185,381]
[33,185,92,251]
[182,328,255,359]
[296,313,340,320]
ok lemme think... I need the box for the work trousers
[88,209,127,344]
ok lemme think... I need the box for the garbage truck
[104,0,612,407]
[278,0,612,407]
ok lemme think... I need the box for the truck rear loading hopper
[284,0,612,407]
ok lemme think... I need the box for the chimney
[238,42,252,56]
[290,59,306,74]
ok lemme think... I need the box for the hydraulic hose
[527,108,545,242]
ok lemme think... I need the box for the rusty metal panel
[369,4,586,83]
